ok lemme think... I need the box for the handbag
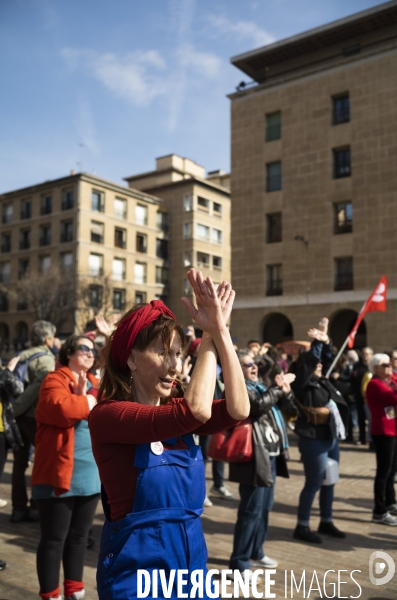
[207,418,253,463]
[294,396,330,426]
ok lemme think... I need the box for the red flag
[347,275,387,348]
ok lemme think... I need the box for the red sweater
[366,377,397,436]
[88,398,239,521]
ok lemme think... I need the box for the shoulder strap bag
[207,418,253,463]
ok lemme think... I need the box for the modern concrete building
[229,0,397,349]
[0,172,168,347]
[124,154,231,325]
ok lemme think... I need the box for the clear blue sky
[0,0,386,193]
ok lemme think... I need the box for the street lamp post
[294,235,310,304]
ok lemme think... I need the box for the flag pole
[325,335,350,378]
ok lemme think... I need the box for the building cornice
[132,176,231,198]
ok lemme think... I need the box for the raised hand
[181,269,228,336]
[215,280,235,325]
[94,315,113,338]
[308,327,330,343]
[274,373,295,394]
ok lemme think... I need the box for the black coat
[291,348,349,440]
[229,384,297,487]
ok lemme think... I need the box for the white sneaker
[229,569,262,584]
[209,485,234,500]
[251,555,278,568]
[372,512,397,526]
[65,591,85,600]
[0,499,7,509]
[386,503,397,516]
[203,496,213,507]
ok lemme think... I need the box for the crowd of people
[0,271,396,598]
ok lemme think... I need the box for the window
[89,253,103,277]
[266,162,282,192]
[134,262,147,285]
[135,291,147,304]
[88,285,103,308]
[213,256,222,269]
[39,256,51,271]
[2,205,12,224]
[196,224,210,241]
[212,228,222,244]
[0,294,9,312]
[17,296,27,311]
[183,194,193,212]
[114,197,127,219]
[41,195,52,215]
[333,94,350,125]
[334,202,353,234]
[156,239,168,259]
[60,221,73,243]
[62,190,74,210]
[335,257,353,291]
[20,200,32,220]
[39,225,51,246]
[266,264,283,296]
[266,213,282,243]
[114,227,126,249]
[90,221,104,244]
[0,262,11,283]
[183,223,193,238]
[266,111,281,141]
[334,148,351,178]
[136,233,147,254]
[19,229,31,250]
[183,251,192,267]
[1,233,11,253]
[60,252,73,270]
[213,202,222,217]
[156,266,169,286]
[135,204,148,226]
[113,289,126,311]
[182,279,191,296]
[197,196,209,212]
[156,211,168,232]
[18,259,29,279]
[112,258,126,281]
[197,252,209,267]
[92,190,104,212]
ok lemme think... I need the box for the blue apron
[97,434,218,600]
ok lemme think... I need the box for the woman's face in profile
[128,331,183,401]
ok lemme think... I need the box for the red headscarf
[111,300,176,373]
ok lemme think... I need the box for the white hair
[368,353,390,374]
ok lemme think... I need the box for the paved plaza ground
[0,436,396,599]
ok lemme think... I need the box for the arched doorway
[262,313,293,345]
[14,321,29,350]
[0,323,9,351]
[329,309,367,349]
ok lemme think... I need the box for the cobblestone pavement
[0,436,396,599]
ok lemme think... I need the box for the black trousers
[11,416,37,511]
[0,432,7,480]
[372,434,397,516]
[36,494,99,593]
[355,396,367,444]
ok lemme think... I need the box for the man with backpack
[10,320,56,523]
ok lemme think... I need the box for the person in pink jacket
[366,353,397,526]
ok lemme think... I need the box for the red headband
[111,300,176,373]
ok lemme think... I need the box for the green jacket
[12,345,55,420]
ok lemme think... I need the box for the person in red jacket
[89,270,250,600]
[31,335,100,600]
[366,353,397,526]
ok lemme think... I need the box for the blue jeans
[229,457,276,571]
[297,437,339,527]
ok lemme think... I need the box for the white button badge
[150,441,164,455]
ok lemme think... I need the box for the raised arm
[182,270,249,421]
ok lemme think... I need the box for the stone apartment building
[124,154,231,325]
[229,0,397,349]
[0,172,168,347]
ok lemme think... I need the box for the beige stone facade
[0,173,167,347]
[124,154,231,325]
[229,2,397,350]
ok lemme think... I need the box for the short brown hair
[98,305,186,402]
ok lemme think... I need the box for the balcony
[1,243,11,253]
[19,240,30,250]
[266,280,283,296]
[60,233,73,243]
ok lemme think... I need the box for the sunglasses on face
[242,362,255,368]
[76,344,97,358]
